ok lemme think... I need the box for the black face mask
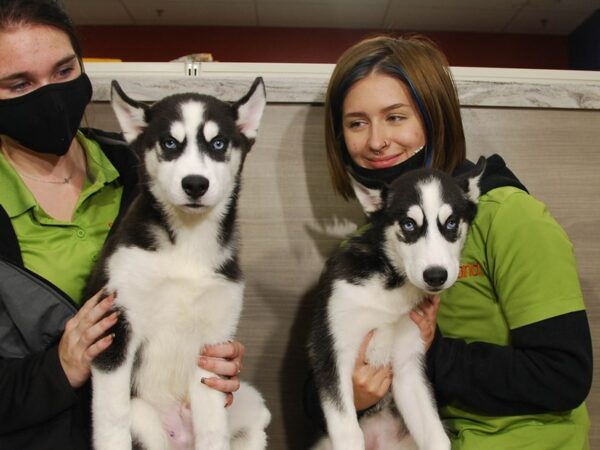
[0,73,92,156]
[346,146,428,189]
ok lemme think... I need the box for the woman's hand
[409,295,441,351]
[352,331,392,411]
[198,340,245,407]
[58,290,118,388]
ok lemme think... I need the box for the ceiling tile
[121,1,258,26]
[256,1,387,28]
[61,0,600,33]
[383,4,515,33]
[62,0,133,25]
[526,0,600,11]
[387,0,526,8]
[255,0,388,3]
[506,8,595,34]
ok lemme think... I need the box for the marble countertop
[86,62,600,110]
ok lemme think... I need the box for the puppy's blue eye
[211,137,228,152]
[401,219,416,232]
[445,217,458,231]
[161,137,179,151]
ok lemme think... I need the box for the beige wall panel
[85,102,600,449]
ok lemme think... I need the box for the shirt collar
[0,131,121,219]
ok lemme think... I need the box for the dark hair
[325,34,466,200]
[0,0,82,60]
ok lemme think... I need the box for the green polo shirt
[0,131,123,304]
[438,186,589,449]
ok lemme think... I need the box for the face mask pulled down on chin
[346,145,428,189]
[0,73,92,156]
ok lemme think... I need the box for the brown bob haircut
[325,34,466,200]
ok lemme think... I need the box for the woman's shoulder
[479,186,546,218]
[476,186,571,249]
[480,185,533,207]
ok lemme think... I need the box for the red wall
[77,26,569,69]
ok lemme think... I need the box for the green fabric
[438,186,589,449]
[0,131,122,304]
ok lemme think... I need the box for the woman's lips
[366,152,407,169]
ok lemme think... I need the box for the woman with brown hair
[306,34,592,449]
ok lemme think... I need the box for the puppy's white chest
[106,245,243,337]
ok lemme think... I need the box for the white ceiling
[62,0,600,35]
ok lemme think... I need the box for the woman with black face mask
[0,1,247,448]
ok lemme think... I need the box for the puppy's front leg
[391,319,449,450]
[92,334,140,450]
[190,367,230,450]
[321,348,366,450]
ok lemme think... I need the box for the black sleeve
[425,310,593,415]
[0,344,78,433]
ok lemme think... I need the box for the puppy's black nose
[423,266,447,288]
[182,175,209,199]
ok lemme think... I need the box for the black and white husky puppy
[308,159,485,450]
[86,78,270,450]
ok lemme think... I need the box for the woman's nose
[368,124,388,151]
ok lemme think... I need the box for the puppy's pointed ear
[348,167,387,216]
[456,156,486,203]
[110,80,149,143]
[234,77,266,140]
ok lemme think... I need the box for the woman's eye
[10,81,29,93]
[346,120,366,129]
[211,137,227,151]
[57,66,74,78]
[160,137,179,151]
[445,217,458,231]
[401,219,416,232]
[388,114,405,122]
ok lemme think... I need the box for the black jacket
[0,129,138,450]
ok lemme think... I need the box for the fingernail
[200,377,206,384]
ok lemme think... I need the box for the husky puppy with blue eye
[308,159,485,450]
[86,78,270,450]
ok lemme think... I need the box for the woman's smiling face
[342,71,426,170]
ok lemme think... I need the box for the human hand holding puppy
[410,295,441,351]
[199,340,246,407]
[353,330,393,411]
[58,291,118,389]
[353,296,441,411]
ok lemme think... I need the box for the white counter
[86,62,600,109]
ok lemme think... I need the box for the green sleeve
[486,190,585,329]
